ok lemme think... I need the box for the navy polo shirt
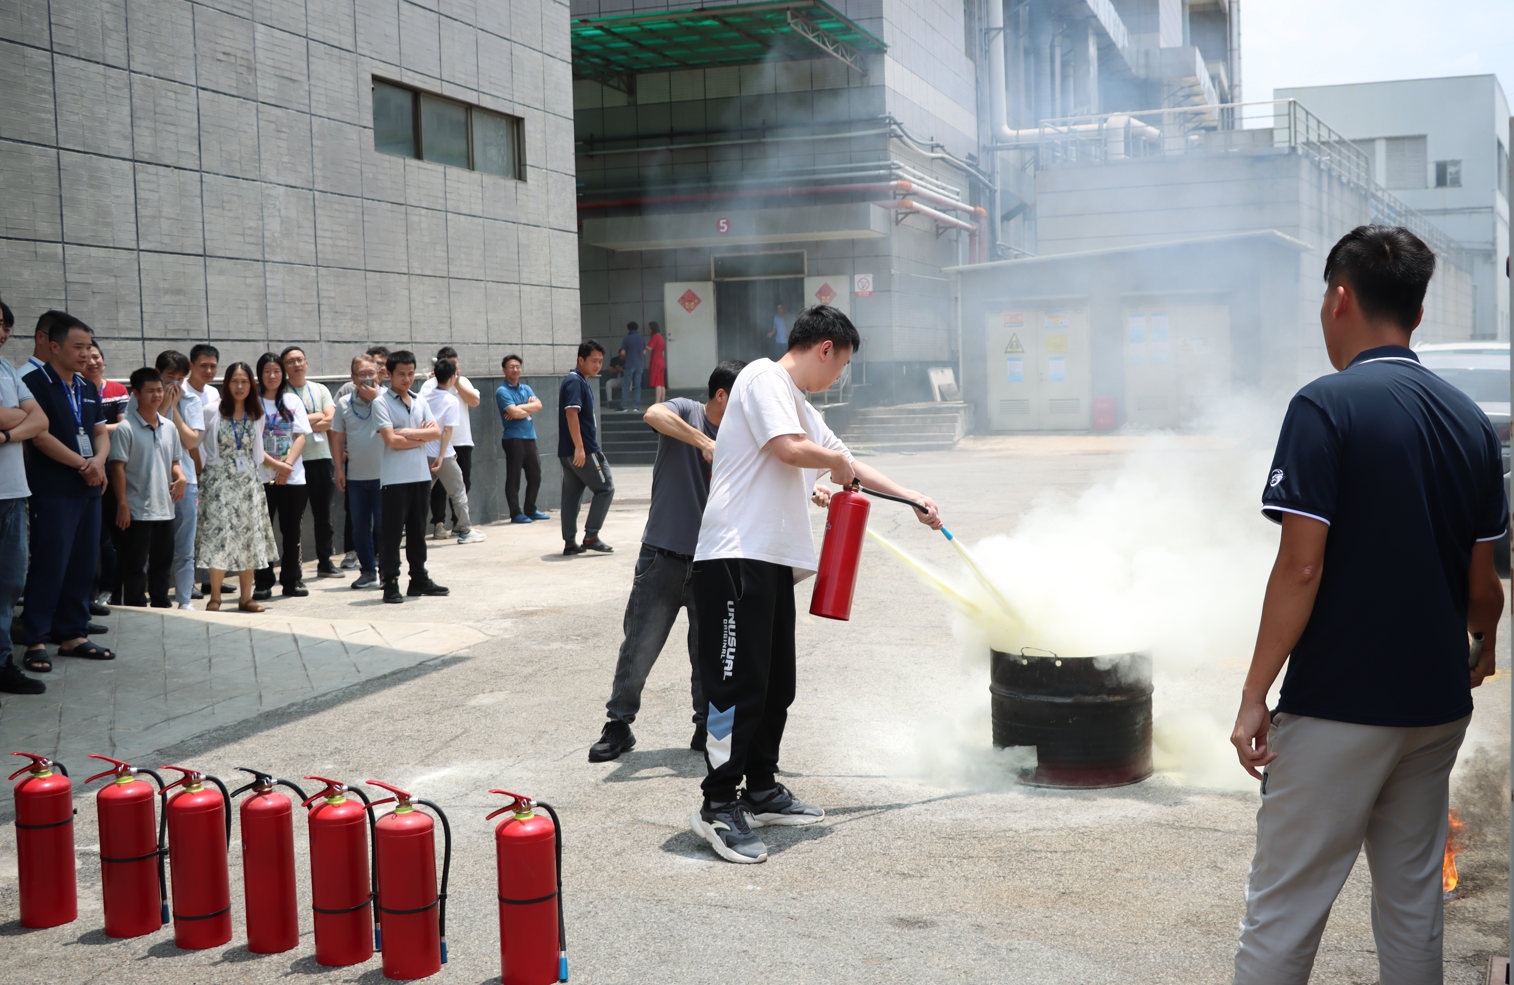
[22,364,105,499]
[557,369,599,458]
[1262,345,1508,727]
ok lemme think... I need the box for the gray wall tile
[131,75,201,168]
[126,0,198,84]
[64,245,142,334]
[60,151,137,248]
[135,164,205,253]
[0,141,61,240]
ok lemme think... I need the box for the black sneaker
[738,783,825,827]
[690,724,707,753]
[351,573,379,590]
[281,584,309,598]
[89,601,111,617]
[252,587,273,601]
[406,579,449,597]
[0,661,45,695]
[382,581,404,604]
[563,542,585,556]
[691,801,767,864]
[582,538,613,553]
[588,720,635,762]
[316,561,340,578]
[190,586,204,600]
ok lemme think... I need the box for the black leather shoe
[382,582,404,604]
[316,562,340,578]
[406,579,449,597]
[588,720,635,762]
[563,542,585,555]
[89,601,110,617]
[582,538,614,553]
[87,622,108,635]
[252,588,273,601]
[281,584,309,598]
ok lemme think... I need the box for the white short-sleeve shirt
[420,375,474,447]
[694,358,851,580]
[422,387,460,459]
[259,392,313,484]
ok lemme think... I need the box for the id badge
[76,428,94,459]
[235,455,251,473]
[312,432,326,444]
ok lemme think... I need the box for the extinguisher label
[720,600,737,680]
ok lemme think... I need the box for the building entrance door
[715,277,805,363]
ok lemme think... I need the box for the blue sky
[1243,0,1511,108]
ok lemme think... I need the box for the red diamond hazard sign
[814,282,836,305]
[678,289,702,313]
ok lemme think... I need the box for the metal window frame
[709,248,808,281]
[372,76,525,181]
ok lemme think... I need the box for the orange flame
[1442,809,1467,894]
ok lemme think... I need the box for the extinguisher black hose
[206,775,233,846]
[537,801,567,965]
[139,768,169,928]
[857,483,930,514]
[53,761,68,777]
[274,779,308,803]
[417,799,451,964]
[348,785,380,949]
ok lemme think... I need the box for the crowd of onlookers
[0,299,571,697]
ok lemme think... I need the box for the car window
[1424,367,1508,405]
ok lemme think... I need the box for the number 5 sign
[716,217,730,234]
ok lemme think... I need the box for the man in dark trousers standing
[558,340,614,556]
[1231,226,1507,984]
[689,306,942,864]
[588,359,746,763]
[495,353,548,524]
[373,351,447,604]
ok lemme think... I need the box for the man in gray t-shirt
[589,360,746,763]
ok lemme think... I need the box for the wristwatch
[0,429,9,444]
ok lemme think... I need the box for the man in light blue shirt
[495,353,548,524]
[0,299,51,693]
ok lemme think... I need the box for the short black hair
[502,353,522,370]
[279,345,306,364]
[577,339,605,360]
[154,349,190,375]
[625,321,638,333]
[435,345,458,361]
[0,299,13,329]
[218,362,264,421]
[1323,225,1436,331]
[708,360,746,397]
[648,320,660,333]
[128,366,163,392]
[88,340,103,358]
[434,357,456,385]
[39,309,90,347]
[255,352,293,421]
[189,343,219,363]
[387,349,416,374]
[366,344,390,359]
[787,305,861,354]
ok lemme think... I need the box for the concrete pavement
[0,437,1507,984]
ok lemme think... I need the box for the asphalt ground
[0,435,1508,984]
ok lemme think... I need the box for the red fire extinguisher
[303,775,378,968]
[9,752,76,928]
[487,790,566,985]
[230,768,307,954]
[810,481,872,620]
[159,764,233,950]
[84,755,167,938]
[365,779,452,980]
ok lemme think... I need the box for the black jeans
[380,480,431,585]
[693,557,796,806]
[501,438,541,517]
[117,518,174,607]
[257,482,309,590]
[304,459,335,564]
[430,445,472,525]
[559,453,614,543]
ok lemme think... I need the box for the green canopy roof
[571,1,887,84]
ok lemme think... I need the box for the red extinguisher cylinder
[234,769,305,954]
[10,753,77,928]
[161,765,233,950]
[489,791,562,985]
[367,781,450,981]
[304,777,375,968]
[810,487,871,620]
[85,755,165,939]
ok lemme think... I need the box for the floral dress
[195,412,279,572]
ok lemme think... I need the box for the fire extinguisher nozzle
[440,940,448,964]
[374,927,381,952]
[160,903,168,926]
[560,954,569,981]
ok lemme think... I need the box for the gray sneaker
[340,551,358,570]
[739,783,825,827]
[691,801,767,864]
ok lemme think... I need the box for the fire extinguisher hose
[536,801,568,983]
[207,774,233,845]
[135,767,169,927]
[346,784,381,951]
[417,799,452,965]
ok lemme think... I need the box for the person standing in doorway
[688,305,942,864]
[373,351,447,604]
[421,346,479,539]
[618,322,646,413]
[1230,226,1508,985]
[767,304,788,360]
[558,340,614,555]
[282,346,338,578]
[496,353,548,525]
[647,321,667,406]
[253,353,312,600]
[0,298,52,692]
[588,360,746,763]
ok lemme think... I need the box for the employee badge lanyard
[63,373,92,459]
[230,417,253,473]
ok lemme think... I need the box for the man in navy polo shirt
[558,339,614,555]
[20,311,114,667]
[1231,226,1507,985]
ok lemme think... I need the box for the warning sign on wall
[1005,333,1025,354]
[854,274,873,297]
[814,282,837,305]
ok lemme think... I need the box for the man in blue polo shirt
[558,339,614,555]
[495,353,548,524]
[1231,226,1507,985]
[20,311,114,667]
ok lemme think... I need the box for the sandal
[205,598,221,611]
[238,600,265,613]
[22,647,51,673]
[57,640,115,661]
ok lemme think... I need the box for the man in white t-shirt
[421,358,483,545]
[689,305,943,864]
[419,345,478,538]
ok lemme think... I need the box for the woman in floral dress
[196,362,290,611]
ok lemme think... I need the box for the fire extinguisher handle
[84,753,133,785]
[487,788,531,812]
[363,779,411,802]
[300,775,349,807]
[7,751,54,781]
[362,797,397,811]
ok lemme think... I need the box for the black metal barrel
[989,648,1153,788]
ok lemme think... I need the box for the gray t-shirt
[372,387,436,487]
[331,392,385,483]
[108,408,182,521]
[0,359,33,500]
[641,397,717,556]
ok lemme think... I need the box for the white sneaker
[432,522,447,540]
[177,602,194,611]
[457,529,487,544]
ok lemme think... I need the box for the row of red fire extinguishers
[9,752,566,984]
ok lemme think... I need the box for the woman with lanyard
[195,362,285,611]
[252,352,312,600]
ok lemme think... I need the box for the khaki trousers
[427,455,471,536]
[1234,711,1469,985]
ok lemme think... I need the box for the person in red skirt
[647,320,667,404]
